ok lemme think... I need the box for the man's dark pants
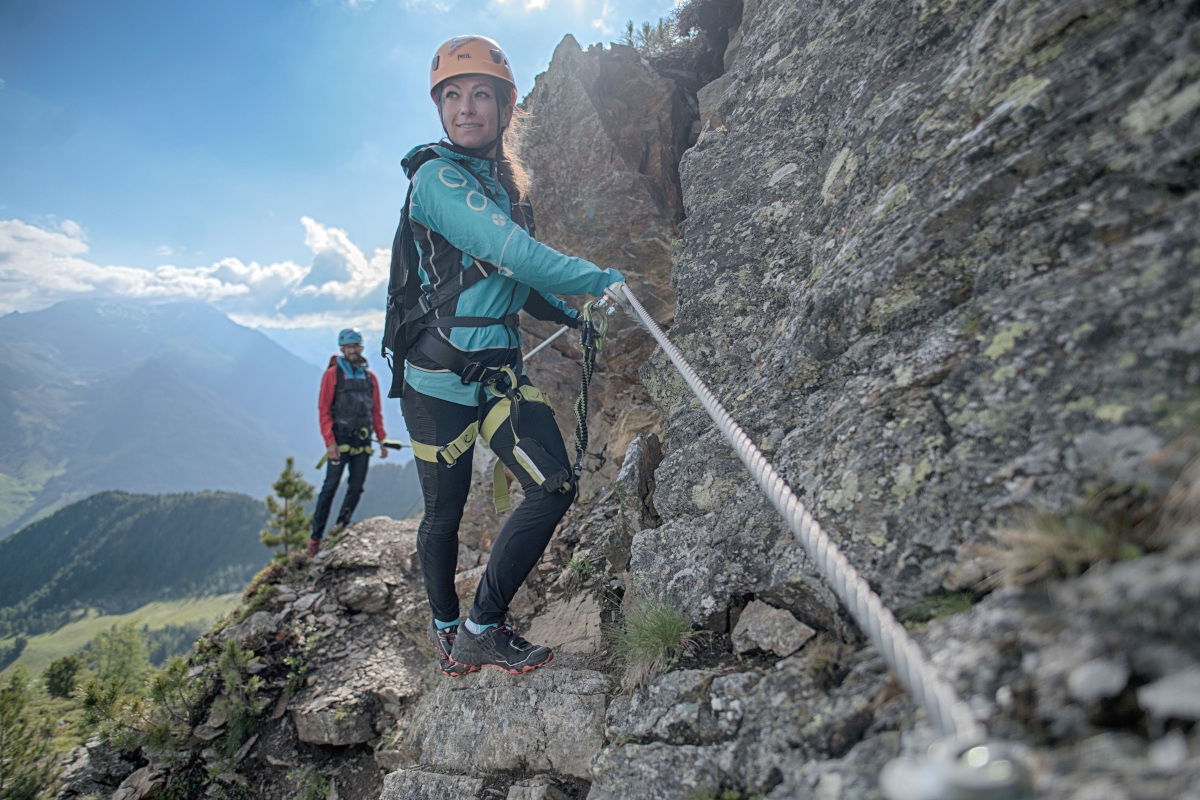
[311,450,369,539]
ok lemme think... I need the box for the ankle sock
[464,618,498,635]
[434,618,461,630]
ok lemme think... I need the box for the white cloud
[0,216,390,332]
[290,216,389,302]
[591,0,615,34]
[399,0,455,11]
[229,308,384,332]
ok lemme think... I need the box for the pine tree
[261,457,315,558]
[83,622,151,694]
[0,669,54,800]
[44,654,81,698]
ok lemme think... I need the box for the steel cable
[607,282,983,743]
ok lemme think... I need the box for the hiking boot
[450,622,554,674]
[426,621,479,678]
[307,538,322,558]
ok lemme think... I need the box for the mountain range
[0,299,409,536]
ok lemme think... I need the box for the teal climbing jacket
[402,143,625,406]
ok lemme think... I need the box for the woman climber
[392,35,625,676]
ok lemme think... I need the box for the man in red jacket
[309,328,387,557]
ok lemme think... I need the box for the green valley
[0,593,241,678]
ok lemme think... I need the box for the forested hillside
[0,490,270,638]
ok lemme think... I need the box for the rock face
[516,36,687,508]
[639,0,1200,625]
[612,0,1200,796]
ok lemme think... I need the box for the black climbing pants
[401,378,577,626]
[311,449,369,539]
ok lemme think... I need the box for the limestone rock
[523,590,603,655]
[399,667,611,779]
[731,600,815,656]
[219,611,278,645]
[516,34,680,510]
[1138,669,1200,722]
[110,767,165,800]
[380,769,483,800]
[506,775,574,800]
[337,577,389,613]
[291,698,374,746]
[610,432,664,572]
[394,564,486,651]
[590,742,726,800]
[638,0,1200,636]
[1067,658,1131,704]
[597,651,892,797]
[55,738,137,799]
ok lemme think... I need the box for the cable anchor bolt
[880,737,1037,800]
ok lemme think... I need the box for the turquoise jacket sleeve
[409,159,623,298]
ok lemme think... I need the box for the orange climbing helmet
[429,35,517,106]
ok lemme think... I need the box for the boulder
[380,769,483,800]
[291,698,375,746]
[399,668,611,779]
[337,577,389,613]
[731,600,816,656]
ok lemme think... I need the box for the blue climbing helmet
[338,328,363,346]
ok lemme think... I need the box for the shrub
[81,621,151,694]
[287,766,330,800]
[212,640,267,758]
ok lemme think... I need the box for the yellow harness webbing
[409,377,553,513]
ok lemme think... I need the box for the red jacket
[318,356,386,447]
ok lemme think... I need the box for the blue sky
[0,0,676,364]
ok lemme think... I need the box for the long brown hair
[495,81,531,205]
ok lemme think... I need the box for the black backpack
[382,146,544,398]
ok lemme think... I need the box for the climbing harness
[571,297,614,482]
[603,282,1035,800]
[316,436,407,469]
[408,366,571,514]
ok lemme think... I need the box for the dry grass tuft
[1151,456,1200,548]
[980,482,1164,589]
[611,594,698,692]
